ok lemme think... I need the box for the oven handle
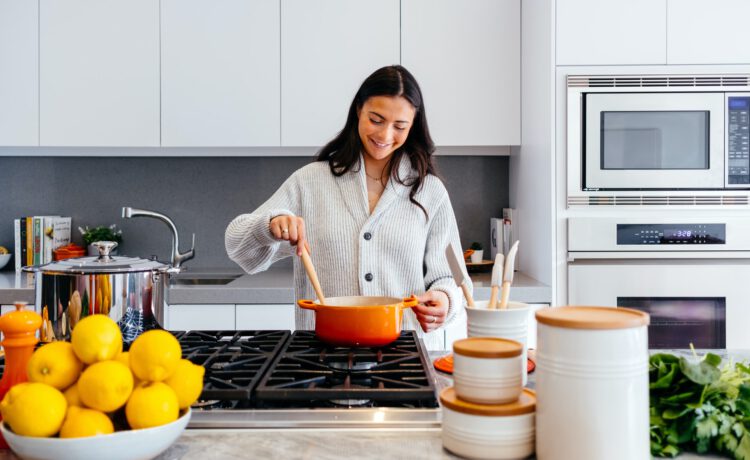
[567,251,750,261]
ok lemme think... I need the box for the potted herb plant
[469,242,484,263]
[79,225,123,256]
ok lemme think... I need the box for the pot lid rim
[22,255,170,274]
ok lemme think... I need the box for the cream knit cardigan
[225,156,469,350]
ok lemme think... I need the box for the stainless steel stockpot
[23,241,174,344]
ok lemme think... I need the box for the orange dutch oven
[297,295,419,347]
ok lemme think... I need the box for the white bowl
[1,409,190,460]
[0,253,10,270]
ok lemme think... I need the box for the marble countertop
[0,267,551,306]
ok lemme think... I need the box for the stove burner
[328,384,371,407]
[328,360,378,371]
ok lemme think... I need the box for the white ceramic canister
[441,387,536,460]
[465,301,529,386]
[453,337,524,404]
[534,306,650,460]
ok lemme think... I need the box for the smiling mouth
[370,139,391,149]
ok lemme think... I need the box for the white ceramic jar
[441,387,536,460]
[535,306,650,460]
[465,301,529,386]
[453,337,523,404]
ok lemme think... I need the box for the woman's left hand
[414,291,449,333]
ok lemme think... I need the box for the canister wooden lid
[453,337,522,358]
[440,387,536,416]
[535,306,649,330]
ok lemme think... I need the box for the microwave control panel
[616,223,726,245]
[728,96,750,185]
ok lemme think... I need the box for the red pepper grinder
[0,301,43,448]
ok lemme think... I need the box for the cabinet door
[556,0,667,65]
[40,0,160,146]
[236,304,295,331]
[161,0,280,147]
[167,304,235,331]
[668,0,750,64]
[0,0,38,146]
[281,0,400,147]
[402,0,520,146]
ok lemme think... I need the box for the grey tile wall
[0,156,508,270]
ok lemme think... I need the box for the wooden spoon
[498,240,520,309]
[488,253,504,309]
[300,246,326,304]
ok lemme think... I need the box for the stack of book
[13,216,72,272]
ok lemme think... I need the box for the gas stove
[174,330,443,428]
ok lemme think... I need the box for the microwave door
[584,92,725,190]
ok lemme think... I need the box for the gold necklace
[364,169,385,184]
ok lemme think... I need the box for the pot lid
[22,241,169,274]
[440,387,536,416]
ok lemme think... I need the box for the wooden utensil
[499,240,520,309]
[446,242,474,307]
[300,246,326,304]
[488,253,504,309]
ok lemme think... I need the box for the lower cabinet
[166,304,235,331]
[165,303,295,331]
[235,304,295,331]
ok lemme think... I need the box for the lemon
[77,360,133,412]
[129,330,182,382]
[125,382,179,429]
[164,359,205,409]
[63,384,85,408]
[114,351,140,384]
[0,246,8,254]
[0,382,67,437]
[59,406,114,438]
[27,341,83,390]
[71,314,123,364]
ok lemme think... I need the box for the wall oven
[567,216,750,349]
[567,74,750,206]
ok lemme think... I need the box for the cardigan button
[364,232,372,240]
[364,273,373,282]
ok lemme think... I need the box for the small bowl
[1,409,190,460]
[0,253,11,270]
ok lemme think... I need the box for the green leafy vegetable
[650,352,750,459]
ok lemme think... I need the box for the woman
[225,65,468,350]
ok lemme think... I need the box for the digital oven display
[616,224,726,245]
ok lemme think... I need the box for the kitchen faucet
[121,207,195,268]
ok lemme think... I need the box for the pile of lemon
[0,315,205,438]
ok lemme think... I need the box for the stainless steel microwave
[567,74,750,205]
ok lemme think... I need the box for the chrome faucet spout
[121,207,195,268]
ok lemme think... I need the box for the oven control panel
[728,96,750,185]
[616,224,726,245]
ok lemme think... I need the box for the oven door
[568,259,750,349]
[584,92,725,190]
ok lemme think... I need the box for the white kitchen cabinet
[39,0,160,146]
[235,304,295,331]
[556,0,667,65]
[280,0,400,147]
[167,304,235,331]
[401,0,520,146]
[161,0,280,147]
[0,0,38,146]
[667,0,750,64]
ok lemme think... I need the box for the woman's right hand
[270,215,310,256]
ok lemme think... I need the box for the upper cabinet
[667,0,750,65]
[161,0,280,147]
[40,0,160,146]
[556,0,667,65]
[280,0,400,147]
[402,0,520,146]
[0,0,38,146]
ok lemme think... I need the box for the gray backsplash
[0,156,508,270]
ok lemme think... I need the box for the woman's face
[357,96,416,162]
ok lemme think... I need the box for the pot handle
[297,299,319,311]
[401,295,418,309]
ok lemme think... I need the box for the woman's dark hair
[316,65,436,218]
